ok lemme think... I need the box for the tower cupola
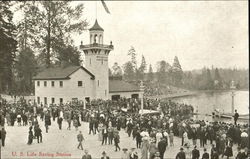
[89,20,104,44]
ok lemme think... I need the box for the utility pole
[230,80,236,114]
[140,80,144,114]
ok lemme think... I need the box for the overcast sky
[73,1,248,71]
[14,1,247,71]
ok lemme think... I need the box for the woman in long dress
[141,137,150,159]
[98,123,104,141]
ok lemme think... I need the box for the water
[172,90,249,116]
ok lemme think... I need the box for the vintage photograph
[0,1,249,159]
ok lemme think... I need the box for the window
[59,81,63,87]
[51,81,55,87]
[44,81,47,87]
[51,97,55,104]
[37,81,40,87]
[105,90,107,96]
[78,81,83,87]
[37,97,40,104]
[60,98,63,104]
[90,58,91,65]
[98,80,99,87]
[44,97,47,105]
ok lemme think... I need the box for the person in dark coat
[211,150,219,159]
[201,148,209,159]
[22,113,28,126]
[27,126,33,145]
[191,146,200,159]
[158,138,167,159]
[234,109,239,125]
[94,119,99,134]
[176,147,186,159]
[44,112,51,133]
[57,117,63,130]
[89,119,94,134]
[101,151,110,159]
[127,120,133,137]
[135,130,142,148]
[114,132,120,151]
[82,149,92,159]
[77,131,84,150]
[223,138,233,159]
[102,127,108,145]
[34,125,42,143]
[0,128,7,147]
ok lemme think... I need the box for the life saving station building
[33,20,142,105]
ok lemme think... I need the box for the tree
[171,56,183,86]
[123,61,134,81]
[111,62,122,76]
[15,1,88,67]
[156,60,168,84]
[0,1,18,92]
[54,42,82,66]
[138,55,146,80]
[147,64,154,81]
[127,46,137,70]
[214,68,222,89]
[205,68,213,89]
[15,48,37,93]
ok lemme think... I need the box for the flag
[101,0,110,14]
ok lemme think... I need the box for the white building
[33,20,142,105]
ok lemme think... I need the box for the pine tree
[16,48,37,93]
[123,61,134,81]
[0,1,18,92]
[127,46,137,70]
[171,56,183,86]
[214,68,222,89]
[147,64,154,81]
[138,55,147,80]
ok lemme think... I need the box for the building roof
[109,80,141,93]
[89,19,104,31]
[33,66,95,80]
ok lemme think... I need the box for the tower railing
[80,43,114,50]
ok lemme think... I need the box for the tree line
[110,46,249,91]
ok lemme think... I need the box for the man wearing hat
[121,148,130,159]
[82,149,92,159]
[191,146,200,159]
[176,147,186,159]
[158,137,167,159]
[201,148,209,159]
[101,151,110,159]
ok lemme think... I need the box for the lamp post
[83,84,86,110]
[230,80,236,114]
[140,80,144,114]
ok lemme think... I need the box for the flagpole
[95,1,97,19]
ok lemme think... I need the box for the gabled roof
[109,80,141,93]
[33,66,95,80]
[89,19,104,31]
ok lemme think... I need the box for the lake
[172,90,249,118]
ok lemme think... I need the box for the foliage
[0,1,18,92]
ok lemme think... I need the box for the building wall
[34,68,95,105]
[84,50,109,100]
[108,91,143,99]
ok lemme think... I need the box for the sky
[13,1,249,71]
[72,1,248,71]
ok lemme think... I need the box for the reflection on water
[172,90,249,115]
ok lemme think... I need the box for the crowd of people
[0,95,249,159]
